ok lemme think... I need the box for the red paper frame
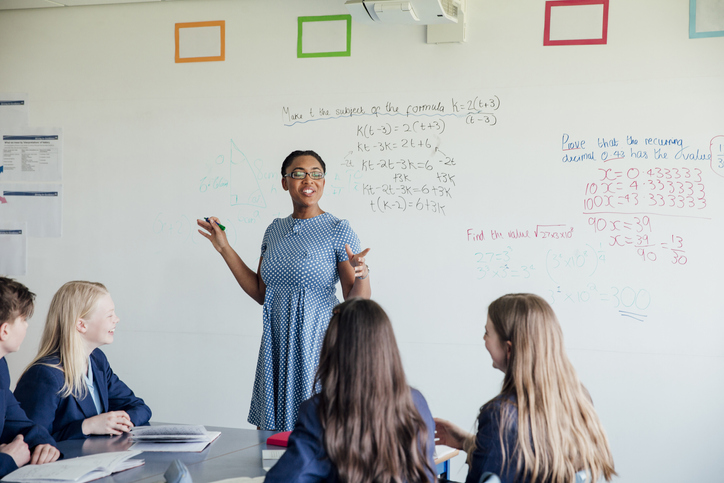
[544,0,609,46]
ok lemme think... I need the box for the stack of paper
[261,448,286,472]
[1,451,143,483]
[212,478,265,483]
[130,425,220,452]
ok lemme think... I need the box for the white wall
[1,1,723,481]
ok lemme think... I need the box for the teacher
[197,150,371,431]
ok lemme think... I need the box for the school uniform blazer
[13,349,151,442]
[466,395,520,483]
[0,357,57,477]
[265,388,436,483]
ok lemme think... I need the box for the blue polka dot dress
[248,212,361,431]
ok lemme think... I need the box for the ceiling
[0,0,170,10]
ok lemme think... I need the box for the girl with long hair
[14,281,151,441]
[435,294,616,483]
[265,298,435,483]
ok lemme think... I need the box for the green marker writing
[205,217,226,231]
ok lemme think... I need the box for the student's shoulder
[297,395,321,420]
[409,387,428,405]
[90,348,109,364]
[483,393,517,411]
[409,387,434,419]
[478,394,518,429]
[292,396,325,438]
[23,355,62,377]
[16,356,64,393]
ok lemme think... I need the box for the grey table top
[56,427,278,483]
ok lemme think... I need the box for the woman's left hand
[345,244,370,279]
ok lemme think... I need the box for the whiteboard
[0,1,722,481]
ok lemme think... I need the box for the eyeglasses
[284,171,325,180]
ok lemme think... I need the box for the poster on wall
[0,94,29,132]
[0,222,27,276]
[1,128,62,181]
[0,183,62,237]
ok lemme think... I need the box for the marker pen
[205,217,226,231]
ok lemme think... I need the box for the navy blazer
[14,349,151,441]
[466,396,520,483]
[265,388,436,483]
[0,357,57,477]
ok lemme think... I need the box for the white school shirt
[83,356,102,415]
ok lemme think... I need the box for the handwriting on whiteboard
[282,96,500,125]
[562,132,717,267]
[284,95,501,217]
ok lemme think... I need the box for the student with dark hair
[0,277,59,476]
[266,298,435,483]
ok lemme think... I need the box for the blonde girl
[14,281,151,441]
[435,293,616,483]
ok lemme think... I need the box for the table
[56,427,276,483]
[56,427,457,483]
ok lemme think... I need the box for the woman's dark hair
[314,298,433,483]
[280,150,326,176]
[0,276,35,323]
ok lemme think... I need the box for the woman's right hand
[82,411,133,436]
[434,417,473,450]
[0,434,30,468]
[197,216,229,253]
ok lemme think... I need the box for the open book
[1,451,143,483]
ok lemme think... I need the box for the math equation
[561,132,717,264]
[283,95,501,217]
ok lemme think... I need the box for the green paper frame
[297,15,352,58]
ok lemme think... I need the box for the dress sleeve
[95,352,152,427]
[264,399,332,483]
[333,219,361,263]
[465,401,518,483]
[260,220,275,257]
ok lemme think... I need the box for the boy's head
[0,277,35,355]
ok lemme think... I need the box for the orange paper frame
[175,21,225,63]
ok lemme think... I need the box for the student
[14,281,151,441]
[0,277,59,476]
[435,294,616,483]
[265,298,435,483]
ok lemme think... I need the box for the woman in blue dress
[197,150,371,431]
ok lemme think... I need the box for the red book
[266,431,292,447]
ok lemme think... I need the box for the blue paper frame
[689,0,724,39]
